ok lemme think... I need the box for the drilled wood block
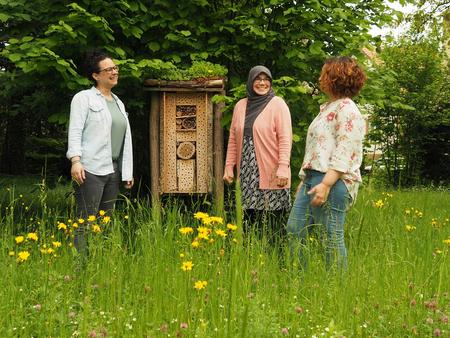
[177,159,195,192]
[176,131,196,142]
[162,93,178,192]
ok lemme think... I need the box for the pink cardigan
[224,96,292,189]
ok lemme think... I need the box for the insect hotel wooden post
[144,79,225,210]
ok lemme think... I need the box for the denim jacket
[67,87,133,181]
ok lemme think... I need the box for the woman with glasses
[67,49,133,254]
[224,65,292,239]
[287,57,366,271]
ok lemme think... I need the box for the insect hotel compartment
[145,78,225,203]
[160,93,212,193]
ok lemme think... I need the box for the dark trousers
[73,163,121,253]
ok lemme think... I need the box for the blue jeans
[286,170,351,270]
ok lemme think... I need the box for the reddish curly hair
[319,56,366,98]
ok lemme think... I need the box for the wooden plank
[163,93,178,192]
[213,91,225,213]
[144,87,224,93]
[150,92,160,199]
[194,93,209,193]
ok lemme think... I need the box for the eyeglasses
[98,65,119,73]
[254,76,270,83]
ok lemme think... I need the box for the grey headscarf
[244,65,275,136]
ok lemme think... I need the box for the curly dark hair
[82,48,111,83]
[319,56,366,98]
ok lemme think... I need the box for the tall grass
[0,179,448,337]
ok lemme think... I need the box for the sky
[369,1,418,38]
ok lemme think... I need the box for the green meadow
[0,177,448,337]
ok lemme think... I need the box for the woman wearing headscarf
[224,65,292,236]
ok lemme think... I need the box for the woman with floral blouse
[287,57,366,270]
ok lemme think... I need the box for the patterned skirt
[239,136,291,210]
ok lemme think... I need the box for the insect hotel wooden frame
[144,79,225,209]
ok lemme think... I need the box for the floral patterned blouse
[299,97,365,202]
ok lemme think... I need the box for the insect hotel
[144,79,225,208]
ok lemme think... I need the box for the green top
[106,99,127,161]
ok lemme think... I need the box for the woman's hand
[308,182,331,207]
[276,176,288,187]
[71,162,85,185]
[223,174,234,184]
[124,178,134,189]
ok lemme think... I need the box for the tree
[367,35,450,186]
[0,0,405,183]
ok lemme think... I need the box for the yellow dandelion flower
[434,249,443,255]
[15,236,25,244]
[215,229,227,238]
[198,232,209,240]
[202,217,213,225]
[92,225,101,233]
[417,212,423,218]
[124,215,129,220]
[8,251,15,257]
[99,210,106,216]
[197,226,209,234]
[405,225,416,232]
[181,261,193,271]
[232,238,238,243]
[443,238,450,246]
[102,216,111,224]
[72,222,78,229]
[17,251,30,263]
[88,215,96,222]
[78,218,85,224]
[194,280,208,290]
[179,253,185,258]
[27,232,38,242]
[207,216,223,225]
[191,240,200,248]
[179,227,194,235]
[47,248,55,254]
[52,241,61,248]
[194,212,209,220]
[227,223,237,231]
[374,199,384,208]
[404,209,411,215]
[57,223,67,231]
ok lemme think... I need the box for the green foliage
[366,34,450,186]
[0,0,409,179]
[141,60,228,81]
